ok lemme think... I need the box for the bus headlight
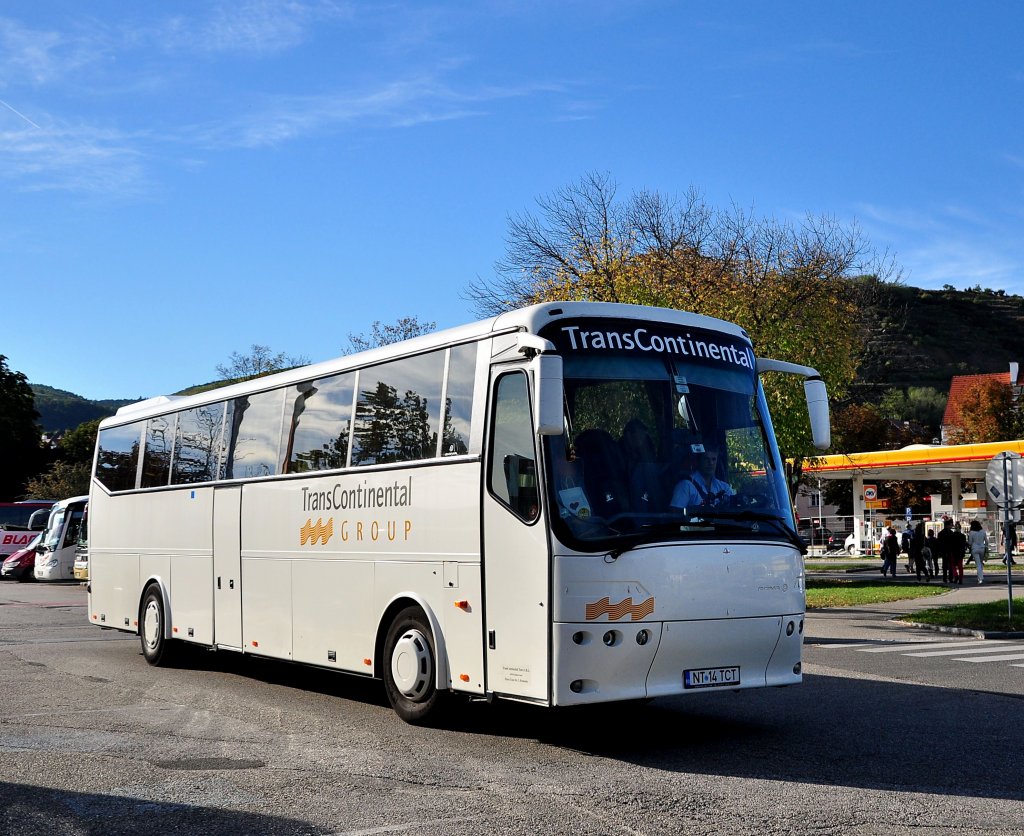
[45,558,58,568]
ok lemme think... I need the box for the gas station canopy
[804,439,1024,483]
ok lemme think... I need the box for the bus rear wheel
[383,607,442,724]
[140,585,175,666]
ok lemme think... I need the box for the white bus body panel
[550,542,804,705]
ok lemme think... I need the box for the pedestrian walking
[911,520,930,581]
[902,524,913,573]
[967,519,987,584]
[937,519,956,583]
[950,522,967,584]
[880,526,899,578]
[924,529,939,578]
[1003,522,1018,566]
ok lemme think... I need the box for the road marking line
[857,640,993,653]
[904,644,1024,657]
[956,653,1024,663]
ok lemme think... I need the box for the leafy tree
[59,419,102,465]
[216,345,309,380]
[466,172,900,466]
[23,460,90,500]
[0,355,45,500]
[878,387,947,437]
[346,316,436,354]
[946,378,1017,444]
[352,382,435,465]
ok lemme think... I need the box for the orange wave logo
[300,517,334,545]
[585,596,655,621]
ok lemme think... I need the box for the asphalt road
[1,580,1022,835]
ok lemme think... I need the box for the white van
[34,496,88,581]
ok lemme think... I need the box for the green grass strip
[805,579,948,609]
[895,599,1024,632]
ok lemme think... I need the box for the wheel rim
[143,599,161,652]
[390,627,433,700]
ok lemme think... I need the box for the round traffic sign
[985,451,1024,507]
[863,485,877,501]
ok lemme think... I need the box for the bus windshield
[543,330,796,552]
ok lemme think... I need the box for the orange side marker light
[459,674,470,682]
[363,658,372,666]
[454,600,470,610]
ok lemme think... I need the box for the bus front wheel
[140,585,174,666]
[383,607,442,724]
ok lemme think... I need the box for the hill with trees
[31,385,137,433]
[852,284,1024,401]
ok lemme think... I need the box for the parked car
[800,526,843,551]
[1,534,42,581]
[844,533,882,555]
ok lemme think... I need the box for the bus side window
[489,372,539,522]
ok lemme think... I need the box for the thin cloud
[0,16,106,86]
[857,201,1023,293]
[188,76,567,149]
[156,0,352,55]
[0,111,150,198]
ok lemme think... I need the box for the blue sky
[3,1,1022,400]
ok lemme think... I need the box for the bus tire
[383,607,442,724]
[140,585,174,666]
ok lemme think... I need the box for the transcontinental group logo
[300,518,334,545]
[585,596,655,621]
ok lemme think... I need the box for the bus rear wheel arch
[382,606,443,724]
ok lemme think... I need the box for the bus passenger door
[213,486,242,649]
[482,369,551,703]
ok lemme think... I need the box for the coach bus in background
[34,495,87,581]
[86,302,830,723]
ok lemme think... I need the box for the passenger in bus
[620,419,670,512]
[573,428,630,519]
[669,445,734,510]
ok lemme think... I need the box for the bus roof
[100,301,750,429]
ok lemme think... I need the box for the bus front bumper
[551,614,803,706]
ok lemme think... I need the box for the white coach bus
[87,302,829,723]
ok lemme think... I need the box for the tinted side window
[141,415,174,488]
[226,389,285,479]
[488,372,539,522]
[97,422,143,492]
[351,351,445,466]
[286,372,355,473]
[172,403,226,484]
[441,343,476,456]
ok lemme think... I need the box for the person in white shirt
[670,446,734,511]
[966,519,988,584]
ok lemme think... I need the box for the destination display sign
[540,318,755,372]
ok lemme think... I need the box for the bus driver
[670,445,734,510]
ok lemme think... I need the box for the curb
[892,619,1024,640]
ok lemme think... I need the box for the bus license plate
[683,666,740,689]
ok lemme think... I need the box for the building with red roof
[940,363,1020,444]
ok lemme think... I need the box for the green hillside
[32,385,138,433]
[852,285,1024,401]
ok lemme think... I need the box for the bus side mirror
[804,378,831,450]
[530,354,564,436]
